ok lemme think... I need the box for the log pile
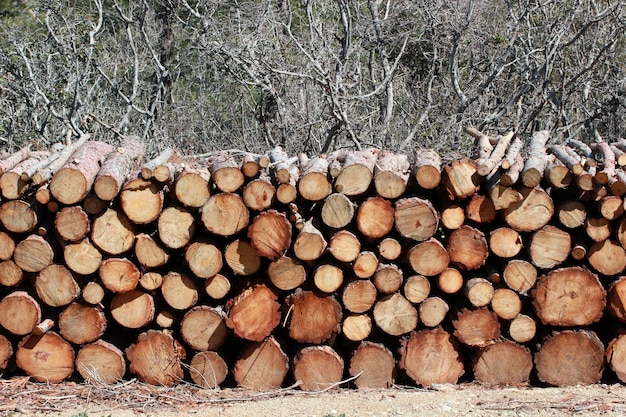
[3,130,626,390]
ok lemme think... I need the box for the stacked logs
[2,130,626,390]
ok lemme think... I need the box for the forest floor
[2,378,626,417]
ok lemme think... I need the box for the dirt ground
[2,379,626,417]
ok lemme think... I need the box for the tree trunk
[119,177,165,225]
[225,284,280,342]
[16,331,75,383]
[76,339,126,384]
[35,264,80,307]
[173,163,212,208]
[534,330,604,386]
[188,351,229,389]
[49,141,114,204]
[374,150,410,199]
[31,134,91,185]
[0,291,41,336]
[372,293,418,336]
[140,272,163,291]
[110,290,155,329]
[398,328,465,387]
[58,302,107,345]
[208,153,244,193]
[92,208,135,255]
[473,340,533,386]
[586,216,612,242]
[284,289,342,344]
[94,138,145,201]
[224,239,260,276]
[180,305,229,351]
[82,282,105,306]
[334,148,378,196]
[201,193,249,237]
[233,336,289,390]
[247,209,292,260]
[532,266,606,326]
[125,330,186,387]
[292,345,344,391]
[0,157,41,199]
[158,206,196,250]
[452,307,501,347]
[414,148,442,190]
[394,197,439,241]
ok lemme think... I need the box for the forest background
[0,0,625,158]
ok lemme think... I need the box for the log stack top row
[2,129,626,390]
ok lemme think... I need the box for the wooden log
[328,230,361,263]
[321,193,355,229]
[49,141,114,204]
[503,259,537,295]
[508,314,537,343]
[55,206,90,242]
[0,333,12,372]
[586,216,612,242]
[313,264,344,293]
[188,351,229,389]
[334,148,378,196]
[532,266,605,326]
[466,126,494,163]
[59,302,107,345]
[153,161,180,183]
[441,158,480,200]
[465,194,496,224]
[464,277,494,308]
[545,157,573,189]
[267,255,307,291]
[225,284,280,342]
[82,194,107,215]
[607,276,626,323]
[76,340,126,384]
[184,241,223,278]
[0,291,41,335]
[372,263,403,295]
[32,134,90,185]
[158,206,195,250]
[0,200,38,233]
[180,305,229,351]
[204,274,231,300]
[403,275,430,304]
[341,314,372,342]
[592,141,616,184]
[473,340,533,386]
[247,209,292,260]
[16,331,75,383]
[353,250,379,279]
[119,177,164,224]
[372,293,418,336]
[407,238,450,277]
[139,271,163,291]
[348,341,395,388]
[357,196,395,240]
[502,186,554,232]
[208,153,245,192]
[528,225,571,269]
[0,145,34,174]
[374,150,410,199]
[140,147,173,179]
[378,237,402,261]
[534,330,604,386]
[414,148,442,190]
[342,279,377,314]
[447,225,488,271]
[394,197,439,241]
[284,289,342,344]
[597,195,624,220]
[588,239,626,276]
[233,336,288,390]
[452,307,501,347]
[94,138,145,201]
[224,239,260,276]
[419,296,449,327]
[548,144,584,175]
[162,271,198,310]
[64,239,102,275]
[0,231,15,261]
[242,174,276,211]
[292,345,344,391]
[477,131,514,176]
[173,163,212,208]
[298,154,332,201]
[0,157,40,199]
[110,290,155,329]
[156,310,176,328]
[489,227,522,258]
[399,328,465,387]
[92,208,135,255]
[293,219,327,261]
[99,258,141,293]
[268,147,298,184]
[13,234,53,273]
[440,199,465,229]
[491,288,522,320]
[35,264,80,307]
[126,330,185,386]
[437,267,464,294]
[0,260,23,287]
[82,282,105,306]
[500,153,524,187]
[201,193,249,237]
[557,200,586,229]
[135,233,170,269]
